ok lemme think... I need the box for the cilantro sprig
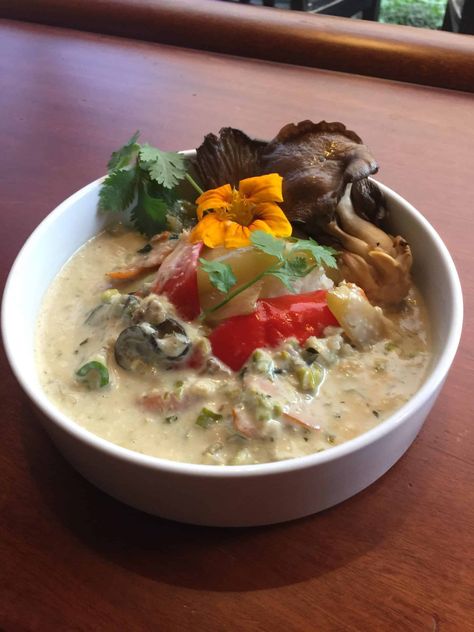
[199,231,338,316]
[98,131,203,236]
[198,258,237,294]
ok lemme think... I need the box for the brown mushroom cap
[261,120,379,228]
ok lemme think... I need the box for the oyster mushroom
[261,120,379,228]
[262,121,412,305]
[324,186,412,305]
[338,235,413,306]
[194,127,266,190]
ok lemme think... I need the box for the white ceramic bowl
[2,166,463,527]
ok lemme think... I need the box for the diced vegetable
[295,364,324,393]
[195,407,223,428]
[150,240,203,320]
[232,405,258,438]
[251,349,275,376]
[75,361,109,389]
[326,282,390,347]
[209,290,338,371]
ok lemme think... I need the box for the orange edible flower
[189,174,292,248]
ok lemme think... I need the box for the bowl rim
[1,171,463,479]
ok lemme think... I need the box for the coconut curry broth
[36,230,431,465]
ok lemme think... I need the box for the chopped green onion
[251,349,275,376]
[195,407,223,429]
[296,365,323,393]
[76,361,109,389]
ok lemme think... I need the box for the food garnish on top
[99,122,412,310]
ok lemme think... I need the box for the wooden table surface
[1,18,473,632]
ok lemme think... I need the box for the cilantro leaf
[98,168,136,213]
[198,259,237,294]
[291,238,338,269]
[107,131,140,171]
[265,267,295,292]
[130,184,169,236]
[139,145,187,189]
[250,230,286,260]
[286,256,311,276]
[264,256,312,293]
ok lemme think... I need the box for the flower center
[226,189,256,227]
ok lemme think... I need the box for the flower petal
[223,222,252,248]
[196,184,233,220]
[238,174,283,204]
[252,202,293,237]
[190,213,227,248]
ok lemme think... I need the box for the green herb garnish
[292,238,338,270]
[98,132,203,236]
[250,230,286,259]
[195,407,223,428]
[198,258,237,294]
[107,130,140,170]
[199,230,338,316]
[139,145,187,189]
[76,361,109,389]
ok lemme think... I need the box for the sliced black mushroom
[154,319,191,359]
[193,127,266,190]
[114,320,191,370]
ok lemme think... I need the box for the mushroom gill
[194,127,266,190]
[332,187,413,305]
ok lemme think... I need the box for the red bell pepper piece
[209,290,338,371]
[150,240,203,321]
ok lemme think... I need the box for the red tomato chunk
[209,290,338,371]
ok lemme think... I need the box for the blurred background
[223,0,471,32]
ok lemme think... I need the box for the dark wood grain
[1,0,474,92]
[0,18,473,632]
